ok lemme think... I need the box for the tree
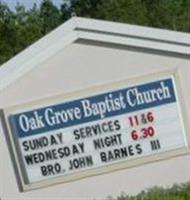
[27,3,43,41]
[14,3,43,53]
[96,0,149,25]
[0,2,17,65]
[143,0,190,32]
[69,0,103,18]
[40,0,60,34]
[60,1,71,22]
[68,0,190,31]
[0,0,190,66]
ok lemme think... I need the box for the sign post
[2,70,189,191]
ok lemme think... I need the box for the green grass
[107,183,190,200]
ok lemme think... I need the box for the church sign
[2,70,189,191]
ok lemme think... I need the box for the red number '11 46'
[128,112,154,127]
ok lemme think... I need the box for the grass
[107,182,190,200]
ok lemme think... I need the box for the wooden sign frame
[1,69,190,192]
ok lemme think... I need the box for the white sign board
[2,70,189,191]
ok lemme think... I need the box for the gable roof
[0,17,190,92]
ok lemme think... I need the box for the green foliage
[108,183,190,200]
[143,0,190,31]
[70,0,103,18]
[96,0,149,25]
[0,0,190,66]
[40,0,60,34]
[0,2,17,64]
[0,0,62,65]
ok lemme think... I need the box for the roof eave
[0,17,189,92]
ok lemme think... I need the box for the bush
[107,183,190,200]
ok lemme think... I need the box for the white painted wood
[0,17,190,92]
[77,31,190,55]
[0,17,190,200]
[74,17,190,45]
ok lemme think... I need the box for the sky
[2,0,63,10]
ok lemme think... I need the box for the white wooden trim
[74,17,190,45]
[0,18,78,91]
[77,31,190,55]
[2,69,190,191]
[0,33,78,91]
[0,17,190,93]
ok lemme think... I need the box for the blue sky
[2,0,63,10]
